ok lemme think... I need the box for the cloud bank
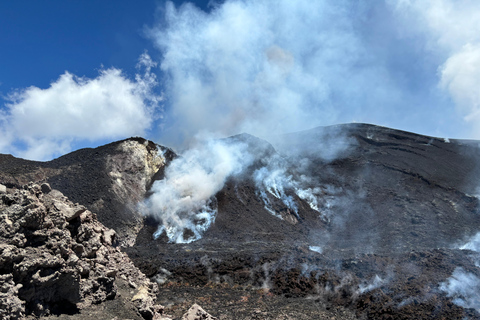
[0,53,161,160]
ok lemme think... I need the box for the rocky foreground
[0,182,216,319]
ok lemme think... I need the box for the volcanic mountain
[2,123,480,319]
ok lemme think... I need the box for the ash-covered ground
[2,123,480,319]
[129,124,480,319]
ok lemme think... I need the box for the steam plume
[440,268,480,312]
[140,139,253,243]
[148,0,441,146]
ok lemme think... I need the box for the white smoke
[254,164,298,220]
[357,275,387,294]
[460,232,480,252]
[308,246,323,254]
[147,0,442,147]
[142,131,345,243]
[268,125,358,164]
[143,0,480,244]
[440,268,480,312]
[140,138,253,243]
[458,232,480,267]
[439,232,480,310]
[251,149,346,225]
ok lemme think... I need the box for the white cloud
[391,0,480,52]
[388,0,480,138]
[440,44,480,134]
[1,53,161,160]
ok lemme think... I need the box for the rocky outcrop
[0,183,165,319]
[102,139,173,246]
[0,138,176,245]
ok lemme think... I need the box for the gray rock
[0,184,6,194]
[181,304,217,320]
[53,200,86,221]
[0,274,25,320]
[0,183,165,318]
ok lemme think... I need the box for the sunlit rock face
[102,139,172,246]
[0,137,175,245]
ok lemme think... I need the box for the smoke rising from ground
[141,132,348,243]
[438,232,480,311]
[357,275,388,294]
[460,232,480,253]
[140,138,254,243]
[135,1,480,251]
[440,268,480,312]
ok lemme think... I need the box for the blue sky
[0,1,212,91]
[1,0,480,160]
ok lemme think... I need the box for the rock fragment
[181,303,218,320]
[0,274,25,320]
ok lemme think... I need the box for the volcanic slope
[268,123,480,256]
[2,124,480,319]
[129,123,480,319]
[132,123,480,258]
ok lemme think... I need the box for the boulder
[181,304,217,320]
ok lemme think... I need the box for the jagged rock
[132,284,165,320]
[53,199,87,221]
[0,137,175,246]
[0,274,25,320]
[181,304,217,320]
[0,183,165,319]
